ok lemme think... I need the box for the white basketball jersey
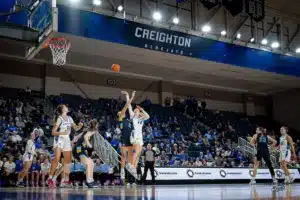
[132,116,144,134]
[280,135,290,152]
[57,116,74,137]
[25,139,36,154]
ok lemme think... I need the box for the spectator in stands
[30,158,41,187]
[105,128,112,143]
[3,156,16,186]
[93,159,102,185]
[165,97,171,107]
[40,158,51,187]
[70,160,85,187]
[14,155,23,177]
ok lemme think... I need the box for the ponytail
[53,104,65,125]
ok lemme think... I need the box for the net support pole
[52,6,58,32]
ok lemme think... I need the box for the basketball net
[48,37,71,66]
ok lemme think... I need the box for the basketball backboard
[0,0,57,60]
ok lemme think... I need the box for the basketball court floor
[0,184,299,200]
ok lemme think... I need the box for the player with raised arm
[279,126,296,184]
[16,132,36,187]
[249,127,277,185]
[47,104,83,188]
[118,91,135,181]
[73,119,98,188]
[124,91,150,178]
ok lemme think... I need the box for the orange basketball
[111,64,120,72]
[43,42,49,49]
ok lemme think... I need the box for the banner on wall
[58,5,300,77]
[200,0,219,10]
[222,0,243,17]
[142,168,300,180]
[245,0,265,22]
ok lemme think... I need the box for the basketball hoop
[47,37,71,66]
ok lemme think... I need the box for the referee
[141,143,156,184]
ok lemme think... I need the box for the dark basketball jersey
[120,117,132,137]
[257,134,269,152]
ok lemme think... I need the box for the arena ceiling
[36,33,300,95]
[266,0,300,17]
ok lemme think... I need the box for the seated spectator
[194,158,202,167]
[40,158,51,187]
[15,155,23,175]
[30,158,41,187]
[3,156,16,186]
[70,160,85,186]
[93,159,102,184]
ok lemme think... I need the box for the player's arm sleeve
[126,94,134,119]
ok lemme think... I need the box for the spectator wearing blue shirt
[15,155,23,173]
[110,135,120,151]
[70,160,86,185]
[34,137,43,149]
[93,159,114,185]
[7,122,17,133]
[30,158,40,187]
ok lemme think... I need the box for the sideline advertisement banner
[142,168,300,180]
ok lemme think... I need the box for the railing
[93,132,121,169]
[237,137,278,167]
[93,133,141,179]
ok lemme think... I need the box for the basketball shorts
[120,132,132,147]
[73,145,88,160]
[23,152,33,163]
[53,136,72,151]
[279,150,291,162]
[130,130,143,145]
[256,150,270,162]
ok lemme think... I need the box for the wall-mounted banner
[58,5,300,77]
[222,0,244,17]
[142,168,300,180]
[245,0,265,22]
[200,0,219,10]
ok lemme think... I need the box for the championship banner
[200,0,219,10]
[222,0,243,17]
[245,0,265,22]
[142,168,300,180]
